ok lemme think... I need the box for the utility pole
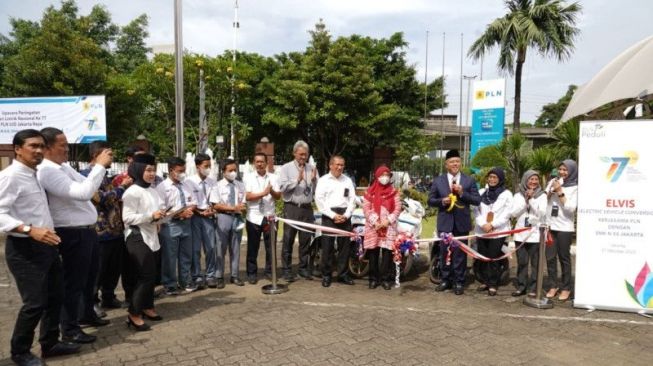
[423,30,429,122]
[438,32,446,174]
[174,0,184,157]
[458,33,463,155]
[463,75,477,166]
[230,0,239,159]
[198,67,207,153]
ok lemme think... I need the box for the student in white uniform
[473,167,513,296]
[511,170,547,297]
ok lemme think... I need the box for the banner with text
[0,96,106,144]
[470,79,506,161]
[575,120,653,313]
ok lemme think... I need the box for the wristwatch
[22,225,32,234]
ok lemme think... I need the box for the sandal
[558,290,571,302]
[545,288,559,299]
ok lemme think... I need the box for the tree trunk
[513,49,526,134]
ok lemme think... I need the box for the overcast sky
[1,0,651,124]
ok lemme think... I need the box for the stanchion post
[523,224,553,309]
[262,215,289,295]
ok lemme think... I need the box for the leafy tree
[468,0,582,133]
[535,84,577,127]
[114,14,150,73]
[551,118,579,161]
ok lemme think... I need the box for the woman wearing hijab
[363,166,402,290]
[511,170,547,296]
[545,159,578,302]
[473,167,513,296]
[122,154,166,331]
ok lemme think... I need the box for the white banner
[472,78,506,110]
[575,120,653,313]
[0,96,107,144]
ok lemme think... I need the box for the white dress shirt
[122,185,161,251]
[511,192,547,243]
[188,174,218,210]
[156,177,198,212]
[244,171,279,225]
[315,173,356,219]
[37,158,104,227]
[209,178,246,207]
[0,160,54,236]
[473,189,514,237]
[447,172,461,189]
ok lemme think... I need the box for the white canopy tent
[561,34,653,122]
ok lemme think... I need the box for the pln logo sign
[601,151,644,182]
[626,262,653,308]
[475,89,502,100]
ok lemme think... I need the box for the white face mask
[176,173,186,182]
[225,171,237,181]
[200,168,211,177]
[378,176,391,185]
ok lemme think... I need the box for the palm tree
[468,0,582,133]
[552,119,579,160]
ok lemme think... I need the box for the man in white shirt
[210,159,247,288]
[1,129,81,365]
[156,157,197,295]
[188,153,218,288]
[314,155,356,287]
[244,153,281,284]
[38,127,112,344]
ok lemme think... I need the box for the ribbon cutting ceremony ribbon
[446,193,464,212]
[275,217,356,237]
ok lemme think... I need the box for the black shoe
[216,278,225,289]
[298,271,313,280]
[476,284,489,292]
[126,316,151,332]
[164,288,179,296]
[11,352,44,366]
[101,297,123,309]
[142,312,163,321]
[41,341,81,358]
[230,277,245,286]
[454,284,465,295]
[62,330,96,344]
[247,276,258,285]
[512,287,527,297]
[435,282,452,292]
[368,281,379,289]
[79,316,110,327]
[382,281,392,290]
[206,278,218,288]
[322,277,332,288]
[337,276,355,285]
[283,274,297,283]
[194,280,207,291]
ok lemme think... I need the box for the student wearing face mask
[362,166,402,290]
[156,157,197,295]
[188,153,218,289]
[209,159,247,288]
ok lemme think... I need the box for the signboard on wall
[575,120,653,313]
[470,79,506,160]
[0,96,107,143]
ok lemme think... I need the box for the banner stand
[524,225,554,309]
[262,215,288,295]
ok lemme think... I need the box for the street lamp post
[174,0,184,158]
[463,75,477,166]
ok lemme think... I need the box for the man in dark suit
[428,149,481,295]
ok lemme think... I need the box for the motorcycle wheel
[348,255,369,278]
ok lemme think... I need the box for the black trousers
[546,230,573,291]
[246,219,272,277]
[57,227,97,336]
[515,241,539,292]
[97,236,124,302]
[367,247,393,283]
[125,232,156,316]
[5,236,63,355]
[439,227,469,286]
[476,237,505,288]
[320,213,352,279]
[281,203,314,275]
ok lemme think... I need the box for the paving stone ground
[0,235,651,366]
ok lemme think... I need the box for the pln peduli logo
[600,151,645,182]
[626,262,653,308]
